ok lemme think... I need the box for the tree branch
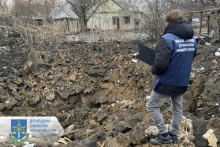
[86,0,108,20]
[66,0,83,16]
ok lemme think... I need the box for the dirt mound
[0,40,219,146]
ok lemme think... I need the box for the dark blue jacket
[152,20,196,95]
[153,33,196,88]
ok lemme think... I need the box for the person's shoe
[150,134,172,145]
[169,132,178,143]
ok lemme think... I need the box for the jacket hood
[163,20,194,39]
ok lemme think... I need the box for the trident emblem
[9,119,29,144]
[12,120,26,139]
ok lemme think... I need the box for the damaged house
[50,0,145,34]
[50,3,80,34]
[87,0,144,31]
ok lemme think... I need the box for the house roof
[94,0,124,10]
[50,3,79,20]
[110,0,124,9]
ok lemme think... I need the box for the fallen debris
[178,117,195,146]
[202,129,218,147]
[132,59,138,63]
[58,137,72,144]
[0,40,219,146]
[214,51,220,56]
[144,116,195,146]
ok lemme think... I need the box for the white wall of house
[119,11,143,31]
[87,0,122,14]
[54,19,79,34]
[119,11,134,31]
[87,0,123,31]
[87,12,120,30]
[68,19,79,34]
[134,12,142,28]
[50,3,80,34]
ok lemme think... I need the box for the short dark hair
[165,9,183,23]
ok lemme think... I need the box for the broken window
[35,19,43,26]
[134,19,140,26]
[77,22,79,29]
[112,17,117,25]
[66,18,70,31]
[123,16,130,24]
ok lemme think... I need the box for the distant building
[12,2,48,26]
[87,0,144,31]
[16,13,46,26]
[50,3,79,34]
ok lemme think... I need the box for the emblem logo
[9,119,29,144]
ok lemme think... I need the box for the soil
[0,37,219,147]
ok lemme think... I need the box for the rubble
[178,117,195,146]
[144,116,195,146]
[203,129,218,147]
[215,51,220,56]
[0,39,219,146]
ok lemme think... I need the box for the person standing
[147,9,196,145]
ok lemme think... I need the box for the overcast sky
[5,0,147,12]
[5,0,66,9]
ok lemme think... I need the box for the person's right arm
[152,38,171,75]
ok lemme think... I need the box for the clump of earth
[0,36,219,147]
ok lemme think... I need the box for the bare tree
[10,0,57,22]
[141,0,171,41]
[168,0,218,12]
[0,0,9,12]
[44,0,56,18]
[140,0,219,41]
[115,0,138,11]
[0,0,64,45]
[66,0,107,31]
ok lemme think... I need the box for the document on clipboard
[136,42,156,66]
